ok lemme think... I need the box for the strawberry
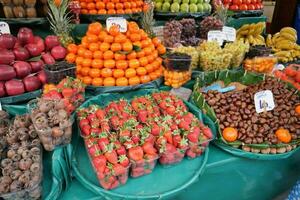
[98,137,109,151]
[165,143,177,153]
[79,119,89,129]
[144,134,156,144]
[179,120,189,130]
[90,128,101,137]
[131,167,145,178]
[186,149,196,158]
[113,163,126,176]
[119,130,131,138]
[170,124,178,131]
[131,135,140,144]
[105,151,118,164]
[62,88,73,98]
[119,173,128,184]
[202,127,213,139]
[163,131,173,144]
[116,145,126,155]
[123,140,134,149]
[142,142,157,155]
[87,113,97,123]
[90,119,100,128]
[92,155,106,173]
[81,125,91,136]
[96,109,105,120]
[47,90,63,100]
[88,145,101,158]
[151,123,160,136]
[110,115,120,130]
[187,132,198,143]
[85,137,97,148]
[172,135,182,148]
[166,106,176,115]
[119,155,130,167]
[159,101,167,109]
[128,146,144,161]
[138,110,148,123]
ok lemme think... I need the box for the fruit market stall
[0,0,300,199]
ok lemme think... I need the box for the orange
[93,50,103,59]
[130,33,141,42]
[89,68,101,78]
[139,30,148,40]
[87,2,96,10]
[109,25,120,37]
[156,57,163,65]
[111,43,122,52]
[81,9,88,14]
[149,72,157,80]
[98,9,107,14]
[122,42,133,51]
[141,39,151,48]
[98,31,108,42]
[152,37,161,47]
[104,35,114,43]
[75,56,84,65]
[136,67,147,76]
[140,75,151,84]
[112,0,119,3]
[106,2,115,9]
[149,44,155,51]
[96,2,105,9]
[152,50,158,59]
[129,59,140,68]
[67,44,78,54]
[157,44,166,54]
[116,77,128,86]
[124,2,131,8]
[82,58,92,68]
[136,1,143,6]
[124,8,132,14]
[275,128,292,143]
[103,50,114,60]
[133,41,142,48]
[77,47,86,57]
[88,43,99,52]
[116,60,128,69]
[131,2,137,8]
[125,68,136,78]
[127,51,137,60]
[65,53,76,63]
[143,47,152,56]
[296,105,300,115]
[222,127,238,142]
[92,77,103,86]
[113,69,125,78]
[81,67,90,76]
[87,34,98,43]
[116,9,125,14]
[101,68,113,78]
[100,43,110,52]
[81,36,89,48]
[89,10,97,14]
[152,60,160,70]
[103,77,116,86]
[131,8,138,13]
[139,57,148,67]
[136,50,145,58]
[147,54,155,63]
[114,34,126,43]
[114,53,126,60]
[107,9,116,14]
[76,65,82,74]
[91,59,103,69]
[80,2,87,8]
[83,50,93,59]
[128,76,140,85]
[83,76,92,85]
[104,59,116,68]
[115,3,123,9]
[145,64,154,73]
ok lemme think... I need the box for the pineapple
[141,1,155,38]
[48,0,74,47]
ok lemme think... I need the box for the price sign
[170,87,192,101]
[0,22,10,34]
[254,90,275,113]
[0,102,2,111]
[222,26,236,42]
[106,17,127,33]
[207,30,225,46]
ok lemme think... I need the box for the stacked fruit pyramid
[65,22,166,86]
[79,0,146,14]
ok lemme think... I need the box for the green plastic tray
[80,13,142,23]
[0,17,48,25]
[154,12,209,20]
[0,89,42,104]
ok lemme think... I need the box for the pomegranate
[0,65,16,81]
[13,47,30,61]
[25,43,43,57]
[51,45,67,60]
[34,36,45,52]
[42,53,55,64]
[45,35,60,50]
[37,70,47,84]
[0,81,5,97]
[30,60,44,72]
[0,34,16,49]
[0,49,15,65]
[13,61,32,78]
[23,76,42,92]
[5,79,25,96]
[17,27,34,46]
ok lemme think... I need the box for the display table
[56,145,300,200]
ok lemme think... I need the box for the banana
[238,24,250,32]
[248,24,256,35]
[272,33,280,44]
[280,32,297,43]
[266,34,273,47]
[248,35,255,44]
[275,40,296,50]
[277,56,289,63]
[280,27,297,36]
[275,50,291,57]
[256,35,265,43]
[252,22,265,35]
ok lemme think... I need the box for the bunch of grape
[163,20,183,48]
[173,46,199,69]
[199,16,223,39]
[224,40,250,68]
[180,19,196,41]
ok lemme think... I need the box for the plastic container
[243,56,277,73]
[130,155,159,178]
[27,99,74,151]
[164,55,192,72]
[159,148,187,166]
[0,0,37,18]
[0,144,43,200]
[44,61,76,84]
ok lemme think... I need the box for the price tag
[254,90,275,113]
[222,26,236,42]
[0,102,2,111]
[106,17,127,33]
[0,22,10,34]
[273,64,285,71]
[207,30,225,46]
[170,87,192,101]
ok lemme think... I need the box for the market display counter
[56,146,300,200]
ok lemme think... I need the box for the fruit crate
[44,61,76,84]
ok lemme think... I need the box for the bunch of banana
[266,27,300,63]
[236,22,266,46]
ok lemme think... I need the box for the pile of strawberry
[42,77,85,113]
[77,91,213,190]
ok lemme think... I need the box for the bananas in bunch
[236,22,266,46]
[172,46,199,69]
[266,27,300,63]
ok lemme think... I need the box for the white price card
[254,90,275,113]
[0,22,10,34]
[170,87,192,101]
[207,30,225,46]
[0,102,2,110]
[106,17,127,33]
[222,26,236,42]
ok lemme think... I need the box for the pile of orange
[79,0,146,15]
[65,21,166,87]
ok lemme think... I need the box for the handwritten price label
[207,30,225,46]
[106,17,127,33]
[254,90,275,113]
[222,26,236,42]
[0,22,10,35]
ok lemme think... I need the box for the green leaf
[27,55,42,62]
[133,45,141,52]
[116,50,131,55]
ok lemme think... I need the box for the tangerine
[113,69,125,78]
[128,76,140,85]
[275,128,292,143]
[222,127,238,142]
[92,77,103,86]
[103,77,116,86]
[116,77,129,86]
[101,68,113,77]
[125,68,136,78]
